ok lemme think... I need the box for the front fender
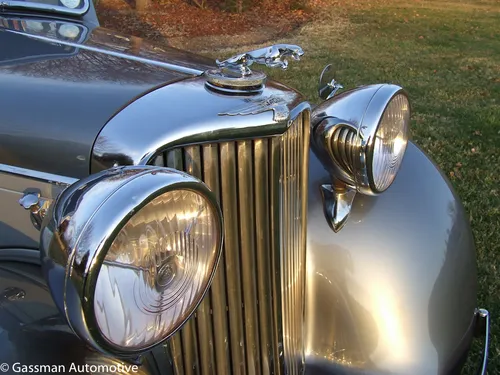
[305,142,477,374]
[0,251,163,375]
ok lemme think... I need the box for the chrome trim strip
[185,146,216,375]
[237,140,261,373]
[220,141,247,375]
[4,29,204,76]
[0,163,77,186]
[178,148,201,375]
[254,138,274,374]
[269,136,285,374]
[280,112,309,374]
[476,309,490,375]
[181,322,200,375]
[201,144,231,375]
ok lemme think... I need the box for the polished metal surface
[39,166,222,356]
[475,309,489,375]
[311,84,408,196]
[0,164,75,249]
[320,184,356,232]
[204,69,267,93]
[0,0,89,16]
[18,192,50,230]
[318,64,343,100]
[280,112,309,375]
[305,142,478,374]
[91,76,305,173]
[0,163,77,186]
[0,254,165,375]
[206,44,304,91]
[1,15,205,178]
[218,94,292,122]
[216,44,304,75]
[156,111,310,375]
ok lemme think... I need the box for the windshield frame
[0,0,90,16]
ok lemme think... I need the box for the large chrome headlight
[313,84,411,195]
[40,166,222,355]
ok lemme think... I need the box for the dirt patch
[96,0,311,50]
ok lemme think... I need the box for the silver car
[0,0,490,373]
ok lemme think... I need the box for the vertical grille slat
[220,142,247,375]
[253,139,273,375]
[185,146,216,375]
[182,146,202,375]
[269,136,285,375]
[202,144,232,375]
[237,141,261,375]
[162,111,309,375]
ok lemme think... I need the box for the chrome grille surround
[151,109,310,375]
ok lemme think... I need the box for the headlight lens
[40,166,223,355]
[94,189,219,350]
[371,93,410,192]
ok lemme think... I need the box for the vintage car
[0,0,490,373]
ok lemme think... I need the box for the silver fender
[305,142,477,374]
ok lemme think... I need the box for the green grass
[265,0,500,371]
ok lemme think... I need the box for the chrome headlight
[313,84,411,195]
[40,166,222,355]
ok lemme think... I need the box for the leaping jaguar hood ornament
[206,44,304,93]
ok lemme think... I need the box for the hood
[0,15,215,178]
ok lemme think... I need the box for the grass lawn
[275,0,500,371]
[212,0,500,371]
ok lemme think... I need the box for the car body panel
[305,142,477,374]
[0,165,73,249]
[0,15,214,179]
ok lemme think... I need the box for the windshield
[0,0,89,16]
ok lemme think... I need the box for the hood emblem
[219,95,290,122]
[216,44,304,77]
[206,44,304,94]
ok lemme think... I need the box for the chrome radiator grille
[152,111,310,375]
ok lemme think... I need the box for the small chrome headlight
[40,166,222,355]
[357,89,410,194]
[312,84,411,195]
[370,94,410,191]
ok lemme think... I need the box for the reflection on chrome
[371,94,410,192]
[58,24,81,39]
[60,0,81,8]
[94,189,219,350]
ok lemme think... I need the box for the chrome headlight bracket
[40,166,223,356]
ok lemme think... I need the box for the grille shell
[151,111,310,375]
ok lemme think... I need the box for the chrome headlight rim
[41,166,223,356]
[354,85,410,195]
